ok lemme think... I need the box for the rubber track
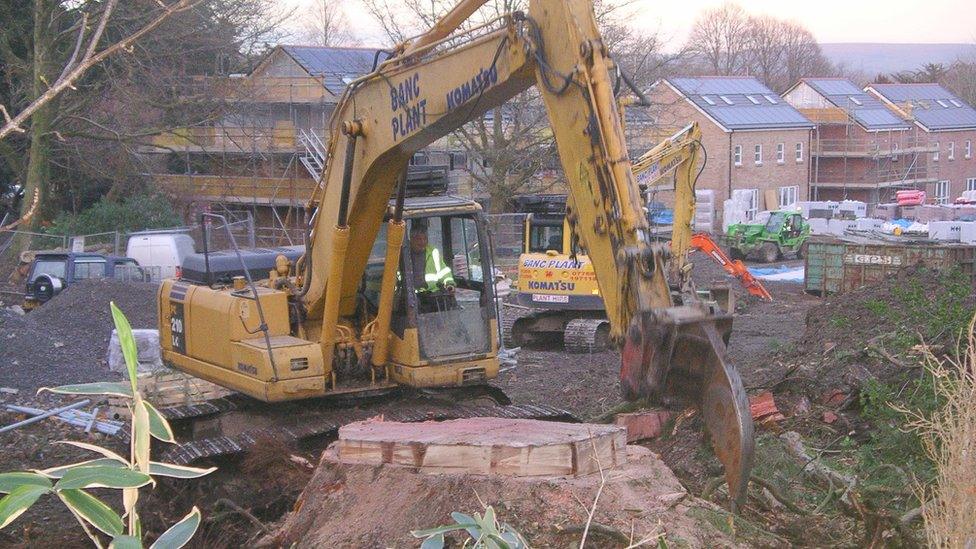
[564,318,609,353]
[162,404,578,465]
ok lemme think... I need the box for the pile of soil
[0,279,158,392]
[771,266,976,400]
[268,445,764,548]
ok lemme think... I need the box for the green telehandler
[726,210,810,263]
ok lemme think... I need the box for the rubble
[0,279,158,392]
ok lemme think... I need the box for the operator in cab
[409,221,456,293]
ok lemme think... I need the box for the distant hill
[821,43,976,76]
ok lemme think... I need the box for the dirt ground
[1,250,941,547]
[270,445,767,548]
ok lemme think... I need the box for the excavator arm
[631,123,772,301]
[300,0,753,508]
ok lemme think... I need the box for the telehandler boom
[158,0,754,507]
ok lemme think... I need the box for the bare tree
[686,3,750,76]
[302,0,357,47]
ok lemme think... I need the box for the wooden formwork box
[804,239,976,295]
[109,369,232,418]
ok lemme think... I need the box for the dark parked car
[23,252,145,309]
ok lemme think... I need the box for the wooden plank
[335,418,626,478]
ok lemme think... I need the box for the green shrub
[46,194,182,236]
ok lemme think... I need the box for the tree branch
[0,0,199,141]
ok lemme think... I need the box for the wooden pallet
[109,369,232,418]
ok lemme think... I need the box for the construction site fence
[486,213,526,278]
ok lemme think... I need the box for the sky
[285,0,976,47]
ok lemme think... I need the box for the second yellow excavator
[156,0,754,508]
[506,122,771,351]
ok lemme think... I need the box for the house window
[934,142,940,161]
[849,97,862,106]
[779,185,799,208]
[763,94,779,104]
[720,95,733,105]
[795,142,804,162]
[951,99,963,107]
[776,143,785,164]
[937,99,950,108]
[747,95,760,105]
[967,177,976,192]
[702,95,716,105]
[949,142,955,160]
[733,145,742,166]
[936,180,950,204]
[745,188,760,220]
[967,140,972,159]
[754,144,762,165]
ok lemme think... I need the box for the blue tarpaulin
[748,264,804,282]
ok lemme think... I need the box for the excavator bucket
[621,310,755,511]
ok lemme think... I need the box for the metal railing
[486,213,526,277]
[815,138,940,157]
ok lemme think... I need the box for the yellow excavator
[157,0,754,507]
[507,122,772,351]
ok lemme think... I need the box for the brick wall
[646,85,811,220]
[926,129,976,201]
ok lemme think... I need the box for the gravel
[0,279,158,392]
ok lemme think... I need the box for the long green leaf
[0,485,48,528]
[143,401,175,443]
[56,440,129,464]
[0,472,52,494]
[39,382,133,398]
[111,302,140,395]
[132,398,151,473]
[419,534,445,549]
[149,506,201,549]
[148,462,216,479]
[56,466,152,490]
[110,535,143,549]
[40,458,125,479]
[58,489,124,536]
[411,524,476,537]
[451,512,482,541]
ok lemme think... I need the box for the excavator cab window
[402,213,492,361]
[528,217,564,253]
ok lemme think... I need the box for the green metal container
[804,239,976,295]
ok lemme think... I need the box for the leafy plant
[45,193,182,237]
[0,303,214,548]
[411,505,528,549]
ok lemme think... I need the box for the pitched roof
[867,83,976,131]
[799,78,910,131]
[280,46,383,92]
[664,77,813,131]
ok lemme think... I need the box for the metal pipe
[337,131,358,227]
[320,126,360,377]
[371,219,405,368]
[0,399,90,434]
[200,214,212,286]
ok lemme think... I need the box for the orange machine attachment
[689,233,773,301]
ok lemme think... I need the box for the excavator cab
[362,196,500,388]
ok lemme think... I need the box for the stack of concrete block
[854,218,884,231]
[900,205,919,220]
[838,200,867,219]
[918,205,953,223]
[695,190,715,233]
[947,204,976,220]
[960,222,976,244]
[827,218,857,236]
[806,218,829,235]
[872,203,900,220]
[798,201,831,219]
[723,190,753,233]
[929,221,962,241]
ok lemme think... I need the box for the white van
[125,232,196,280]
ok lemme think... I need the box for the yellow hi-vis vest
[423,245,455,291]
